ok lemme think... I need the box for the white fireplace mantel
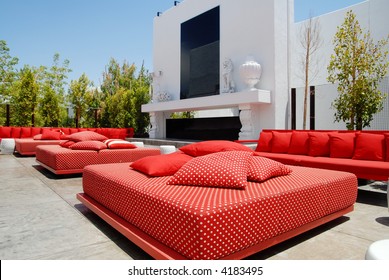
[142,89,271,113]
[142,89,271,140]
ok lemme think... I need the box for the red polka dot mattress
[80,161,358,260]
[35,145,161,174]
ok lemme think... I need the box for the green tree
[12,66,39,126]
[39,53,72,127]
[0,40,19,125]
[68,73,92,128]
[100,59,150,135]
[327,10,389,130]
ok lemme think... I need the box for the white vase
[239,56,262,91]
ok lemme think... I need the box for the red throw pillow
[167,151,252,189]
[104,139,137,149]
[131,152,193,176]
[21,127,32,138]
[328,132,355,158]
[249,155,292,182]
[31,127,42,136]
[255,131,272,152]
[41,130,61,140]
[33,134,42,140]
[0,126,12,138]
[353,133,385,161]
[69,140,107,151]
[59,140,76,148]
[308,132,330,157]
[288,131,309,155]
[179,140,252,157]
[61,128,71,135]
[65,131,108,142]
[271,131,292,153]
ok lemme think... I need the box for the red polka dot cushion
[65,131,108,142]
[69,140,107,151]
[167,151,252,189]
[131,152,193,177]
[104,139,137,149]
[179,140,253,157]
[249,155,292,182]
[59,140,76,148]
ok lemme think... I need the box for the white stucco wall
[151,0,293,138]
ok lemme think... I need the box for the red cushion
[249,155,292,182]
[65,131,108,142]
[386,134,389,162]
[41,130,61,140]
[11,127,21,138]
[20,127,32,138]
[69,128,79,134]
[167,151,252,189]
[271,131,292,153]
[288,131,309,155]
[353,133,385,161]
[69,140,107,151]
[329,133,355,158]
[59,140,76,148]
[61,128,71,135]
[255,131,272,152]
[131,152,193,177]
[31,127,42,136]
[308,132,330,157]
[0,126,12,138]
[33,134,42,140]
[104,139,137,149]
[179,140,252,157]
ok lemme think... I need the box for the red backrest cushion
[0,127,12,138]
[307,132,330,157]
[386,134,389,162]
[271,131,292,153]
[179,140,253,157]
[329,132,356,158]
[131,152,193,177]
[31,127,42,136]
[255,131,272,152]
[11,127,21,138]
[69,128,79,134]
[41,130,62,140]
[288,131,309,155]
[61,128,71,135]
[20,127,32,138]
[353,133,385,161]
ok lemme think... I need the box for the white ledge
[142,89,271,113]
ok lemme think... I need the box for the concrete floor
[0,153,388,260]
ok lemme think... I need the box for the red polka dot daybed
[77,141,358,260]
[35,131,160,175]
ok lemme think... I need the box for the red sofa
[0,126,134,155]
[77,141,358,260]
[242,129,389,181]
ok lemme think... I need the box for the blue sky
[0,0,364,87]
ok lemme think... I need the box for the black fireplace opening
[166,116,241,141]
[180,6,220,100]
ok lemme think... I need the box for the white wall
[152,0,292,137]
[290,0,389,130]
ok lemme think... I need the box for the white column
[239,104,256,140]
